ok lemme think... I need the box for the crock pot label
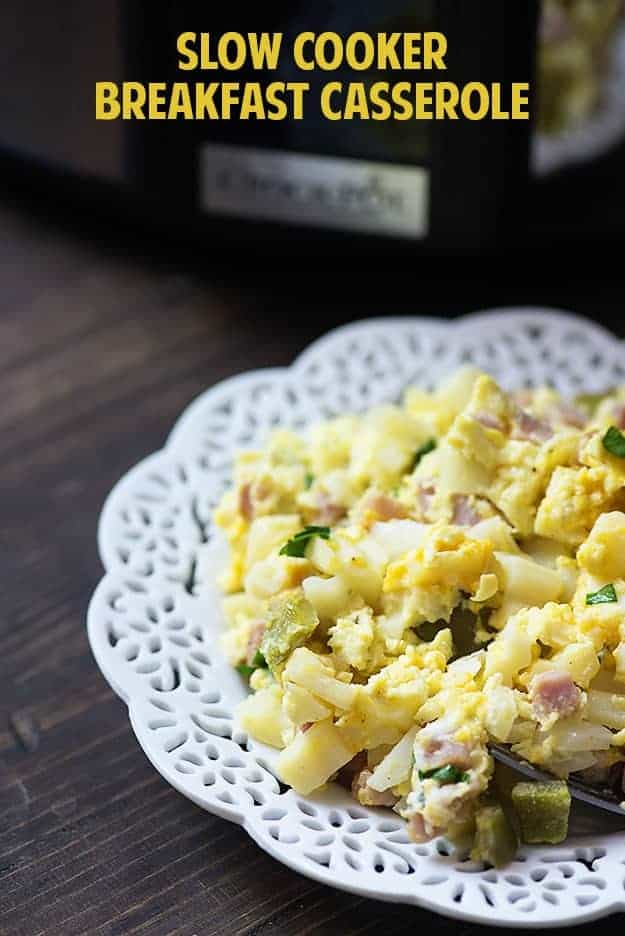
[200,143,429,238]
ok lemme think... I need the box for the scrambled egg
[214,369,625,848]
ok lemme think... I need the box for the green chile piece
[260,593,319,673]
[511,781,571,845]
[471,804,518,868]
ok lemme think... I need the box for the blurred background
[0,0,624,259]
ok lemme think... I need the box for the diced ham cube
[531,670,581,720]
[424,739,472,770]
[238,483,253,521]
[553,402,586,429]
[512,409,553,443]
[246,620,266,665]
[313,493,347,526]
[351,769,398,807]
[420,728,472,770]
[255,480,272,502]
[364,493,408,522]
[417,483,436,517]
[613,404,625,430]
[473,411,505,432]
[407,813,439,843]
[514,390,533,408]
[451,494,480,526]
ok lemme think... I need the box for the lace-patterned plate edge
[87,308,625,928]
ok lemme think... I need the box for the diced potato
[550,718,613,754]
[367,725,418,792]
[556,557,578,603]
[484,616,536,686]
[245,556,308,600]
[433,367,482,429]
[511,781,571,845]
[367,520,428,563]
[494,552,563,607]
[285,648,360,709]
[484,684,517,742]
[487,598,526,632]
[339,563,383,607]
[470,517,520,554]
[237,685,287,749]
[307,535,338,575]
[302,574,351,619]
[349,406,427,488]
[549,642,599,688]
[447,650,485,681]
[437,441,491,496]
[249,668,274,692]
[338,691,417,750]
[246,515,301,567]
[522,535,571,569]
[283,683,332,726]
[352,532,389,577]
[584,689,625,729]
[549,752,598,778]
[277,719,357,794]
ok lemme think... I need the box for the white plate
[88,308,625,927]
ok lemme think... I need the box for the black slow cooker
[1,1,623,255]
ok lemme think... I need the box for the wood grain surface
[0,183,623,936]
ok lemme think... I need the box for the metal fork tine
[491,744,625,816]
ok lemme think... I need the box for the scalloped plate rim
[87,306,625,927]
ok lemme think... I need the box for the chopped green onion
[304,472,315,489]
[236,649,267,679]
[418,764,470,785]
[251,649,267,668]
[411,439,437,470]
[602,426,625,458]
[586,583,618,605]
[235,663,255,678]
[279,525,331,558]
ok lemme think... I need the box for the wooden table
[0,182,622,936]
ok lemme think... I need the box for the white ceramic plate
[88,308,625,927]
